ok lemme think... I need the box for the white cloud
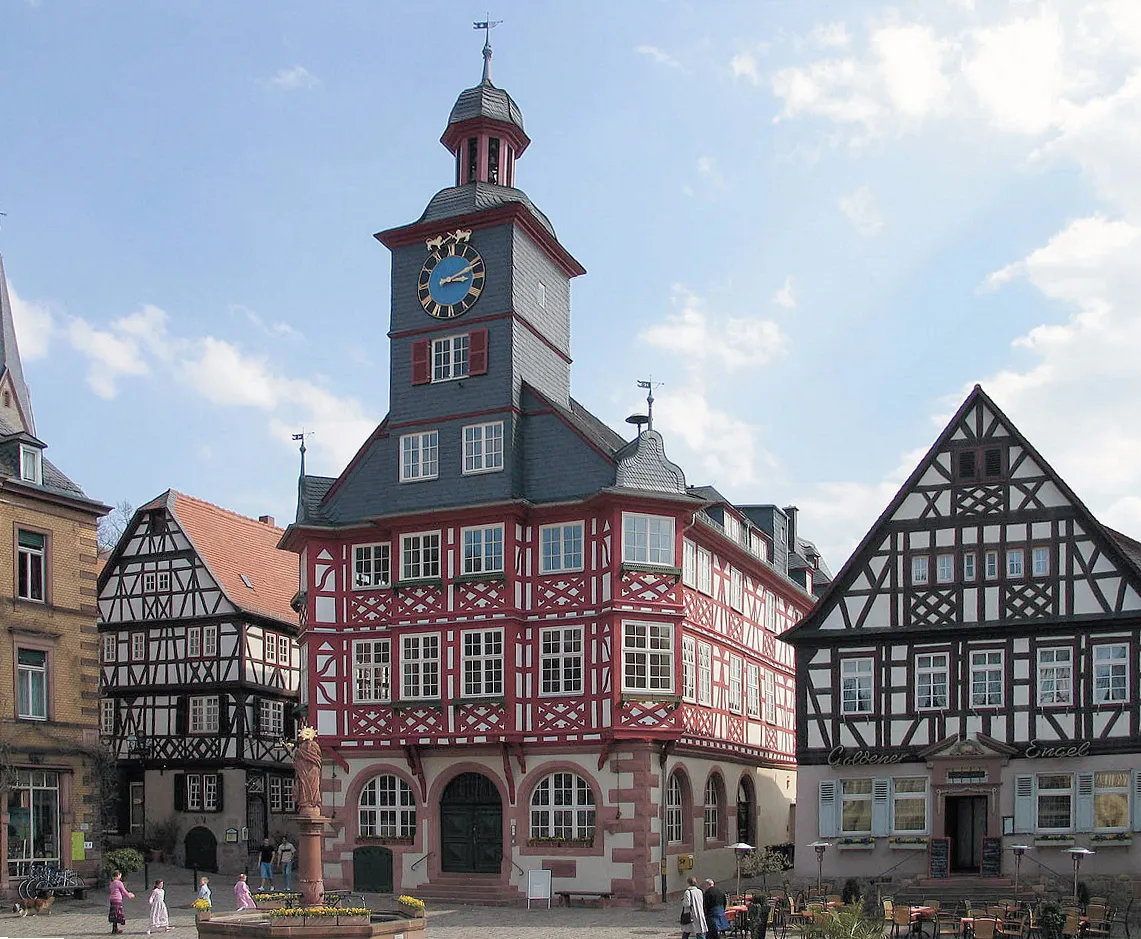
[240,305,303,340]
[65,317,152,399]
[268,66,319,91]
[731,51,760,85]
[772,276,796,309]
[873,25,949,117]
[813,22,851,49]
[636,45,682,70]
[8,286,54,361]
[838,185,885,237]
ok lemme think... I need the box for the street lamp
[810,841,829,894]
[1009,845,1031,899]
[1066,847,1094,905]
[728,842,755,899]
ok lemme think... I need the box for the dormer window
[19,446,42,485]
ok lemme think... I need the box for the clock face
[418,241,485,319]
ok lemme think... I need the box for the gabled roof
[139,490,297,627]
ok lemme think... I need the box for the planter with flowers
[1090,832,1132,845]
[252,892,295,911]
[836,837,875,850]
[193,898,212,922]
[335,908,371,926]
[398,895,426,918]
[888,836,929,850]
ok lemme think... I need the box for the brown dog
[12,895,54,916]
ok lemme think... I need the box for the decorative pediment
[614,430,686,494]
[921,733,1016,760]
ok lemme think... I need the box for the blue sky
[4,0,1141,566]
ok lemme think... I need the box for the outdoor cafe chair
[972,919,999,939]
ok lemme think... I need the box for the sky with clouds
[3,0,1141,569]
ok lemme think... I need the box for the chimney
[783,505,798,552]
[258,515,275,526]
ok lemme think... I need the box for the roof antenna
[292,430,313,478]
[474,16,502,83]
[636,378,663,432]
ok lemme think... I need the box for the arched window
[359,775,416,839]
[737,777,756,844]
[530,772,595,841]
[704,775,724,841]
[666,772,685,844]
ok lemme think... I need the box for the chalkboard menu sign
[928,837,950,879]
[980,837,1003,877]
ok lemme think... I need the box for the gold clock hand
[438,263,475,285]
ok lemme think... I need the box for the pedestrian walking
[197,877,212,909]
[147,879,172,934]
[275,835,297,891]
[235,873,256,910]
[681,875,708,939]
[107,870,134,934]
[258,838,276,890]
[703,879,729,939]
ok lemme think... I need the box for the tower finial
[637,378,664,432]
[292,430,313,478]
[473,17,502,83]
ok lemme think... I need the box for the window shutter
[1075,772,1094,832]
[871,778,891,836]
[173,773,186,812]
[250,698,260,736]
[1013,775,1035,833]
[176,696,188,736]
[411,340,431,385]
[468,328,488,375]
[818,780,838,838]
[1133,770,1141,832]
[214,774,225,813]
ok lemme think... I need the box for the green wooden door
[353,846,393,893]
[439,773,502,874]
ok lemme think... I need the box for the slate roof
[0,249,35,435]
[448,80,525,131]
[296,475,336,526]
[614,430,687,494]
[140,490,298,627]
[0,413,94,502]
[1105,528,1141,574]
[419,182,556,237]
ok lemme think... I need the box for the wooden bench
[556,890,613,907]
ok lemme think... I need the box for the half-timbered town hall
[785,386,1141,883]
[279,45,825,905]
[98,491,300,873]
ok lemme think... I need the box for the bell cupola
[441,36,530,187]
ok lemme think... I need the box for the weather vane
[473,16,503,82]
[637,378,664,432]
[292,429,313,477]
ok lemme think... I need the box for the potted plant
[841,878,861,906]
[146,817,180,863]
[193,898,212,922]
[1037,901,1065,939]
[102,847,145,878]
[397,895,426,918]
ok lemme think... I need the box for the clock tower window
[467,138,478,185]
[410,329,488,386]
[487,137,500,184]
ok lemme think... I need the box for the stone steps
[413,876,527,908]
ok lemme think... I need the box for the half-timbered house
[784,386,1141,883]
[98,491,300,873]
[278,47,825,905]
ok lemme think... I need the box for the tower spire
[0,240,36,435]
[473,17,502,84]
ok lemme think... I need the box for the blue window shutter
[819,780,838,838]
[871,778,891,836]
[1013,775,1035,833]
[1133,771,1141,832]
[1075,772,1094,832]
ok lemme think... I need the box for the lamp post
[1010,845,1030,899]
[1066,848,1094,905]
[728,842,755,899]
[810,841,829,894]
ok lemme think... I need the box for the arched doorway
[353,846,393,893]
[737,777,756,844]
[184,826,217,872]
[439,772,502,873]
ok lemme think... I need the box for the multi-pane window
[1037,647,1072,706]
[970,650,1003,707]
[259,699,285,737]
[462,629,504,697]
[401,532,441,580]
[1036,774,1072,830]
[730,567,744,611]
[463,422,505,474]
[911,556,929,585]
[17,530,45,601]
[915,653,948,710]
[188,627,202,657]
[1094,771,1130,830]
[985,551,999,579]
[682,539,697,587]
[269,775,297,813]
[1094,644,1129,703]
[400,431,439,481]
[401,634,440,699]
[17,650,47,720]
[432,334,469,382]
[530,773,596,841]
[622,513,675,566]
[157,571,171,591]
[186,773,220,812]
[681,637,697,702]
[354,544,391,588]
[1007,549,1024,578]
[840,658,873,714]
[462,525,504,575]
[189,695,220,734]
[539,626,583,695]
[1032,546,1050,576]
[201,624,218,656]
[763,672,776,723]
[144,572,156,592]
[841,779,873,833]
[728,656,743,714]
[359,775,416,839]
[103,635,116,663]
[7,770,60,872]
[666,773,684,843]
[963,552,976,581]
[936,554,954,584]
[19,445,42,484]
[354,639,392,703]
[131,632,146,661]
[277,635,290,664]
[622,621,673,693]
[697,642,713,706]
[540,522,583,573]
[101,699,116,735]
[746,663,760,719]
[704,777,722,841]
[696,548,712,595]
[893,778,928,832]
[266,633,279,664]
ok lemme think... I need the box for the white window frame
[431,333,469,383]
[746,663,760,719]
[911,556,929,585]
[400,634,440,700]
[730,567,744,611]
[258,699,285,737]
[103,634,116,663]
[539,522,584,573]
[400,431,439,482]
[266,632,279,664]
[400,531,441,581]
[16,649,47,720]
[144,572,156,593]
[985,550,999,579]
[539,626,583,696]
[681,636,697,703]
[1036,773,1073,832]
[530,772,596,842]
[622,513,675,567]
[697,641,712,706]
[916,652,949,710]
[704,777,722,841]
[840,779,873,834]
[131,632,146,661]
[19,445,42,485]
[1007,548,1025,578]
[697,547,712,595]
[666,773,684,844]
[353,543,391,589]
[16,529,45,602]
[359,775,417,839]
[840,657,874,715]
[728,655,743,714]
[462,421,505,474]
[892,778,928,834]
[763,671,775,723]
[1094,644,1129,704]
[157,570,171,591]
[462,628,504,697]
[969,650,1004,708]
[278,635,289,664]
[189,695,220,734]
[461,524,504,575]
[1032,546,1050,577]
[621,621,673,694]
[203,624,218,657]
[354,639,391,703]
[1037,647,1072,706]
[187,626,202,657]
[936,554,954,584]
[682,539,697,587]
[963,552,976,581]
[101,698,116,736]
[1093,771,1131,832]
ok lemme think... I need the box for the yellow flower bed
[267,906,370,919]
[193,899,212,912]
[397,895,425,911]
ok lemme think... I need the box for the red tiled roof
[155,490,298,627]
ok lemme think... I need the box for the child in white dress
[147,880,172,934]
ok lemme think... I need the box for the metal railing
[409,851,434,872]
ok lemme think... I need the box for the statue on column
[282,726,323,817]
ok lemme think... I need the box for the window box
[888,836,929,850]
[836,837,875,849]
[1033,834,1075,846]
[452,696,505,708]
[453,571,506,584]
[390,699,443,711]
[1089,832,1132,845]
[359,836,415,846]
[393,578,444,591]
[620,694,682,708]
[527,837,594,849]
[621,562,682,577]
